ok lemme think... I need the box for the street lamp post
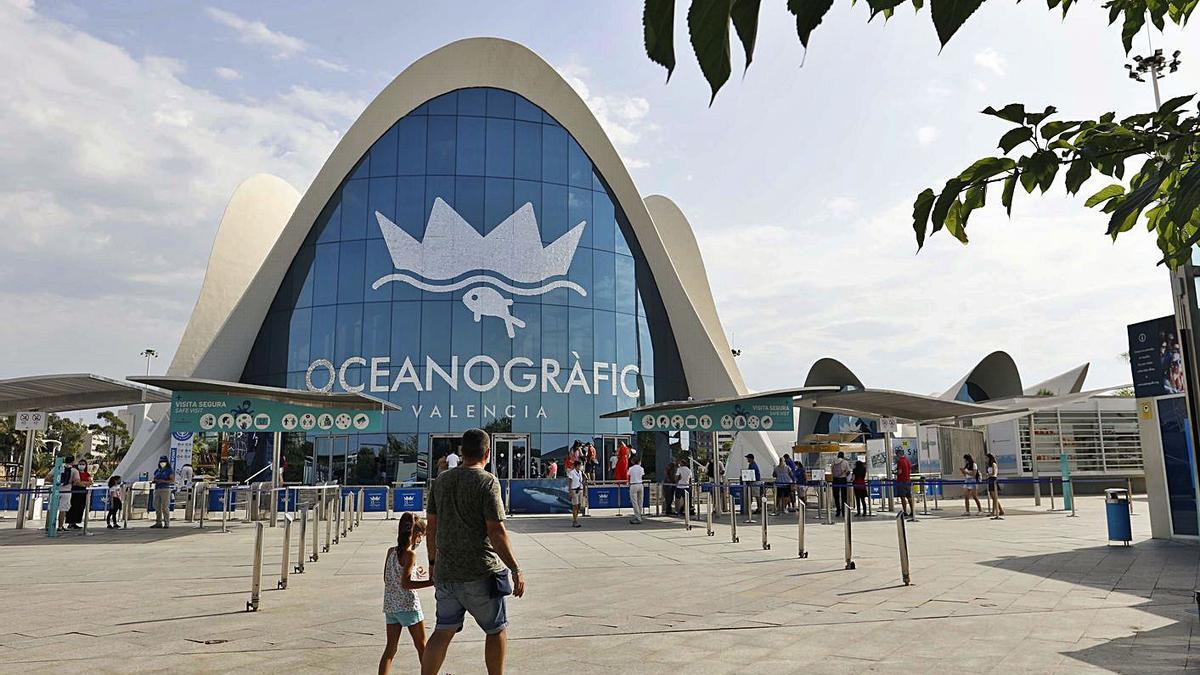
[140,348,158,376]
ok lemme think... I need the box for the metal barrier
[347,492,355,534]
[311,499,322,561]
[896,512,911,585]
[221,487,232,533]
[843,503,855,570]
[683,488,692,531]
[278,514,293,589]
[797,502,808,559]
[705,491,714,536]
[825,482,835,525]
[247,522,264,612]
[341,494,350,538]
[728,484,739,544]
[761,501,770,550]
[357,488,365,526]
[1048,478,1056,511]
[326,493,336,550]
[295,506,307,574]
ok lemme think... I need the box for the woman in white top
[567,465,585,528]
[985,453,1005,519]
[960,454,983,516]
[380,512,432,675]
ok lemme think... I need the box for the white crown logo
[372,198,587,338]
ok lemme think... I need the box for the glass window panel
[486,89,515,118]
[362,302,391,357]
[315,198,341,245]
[421,301,452,366]
[568,186,592,250]
[418,371,451,434]
[511,302,540,361]
[455,116,486,176]
[592,194,616,252]
[425,176,455,219]
[637,313,654,379]
[334,303,363,364]
[569,390,594,436]
[541,304,568,364]
[364,240,395,303]
[484,178,514,234]
[340,181,368,241]
[454,177,485,236]
[396,176,426,240]
[513,121,542,181]
[450,296,482,357]
[596,393,618,433]
[427,91,457,115]
[541,124,568,185]
[310,306,338,363]
[615,312,637,366]
[514,96,541,121]
[426,116,456,175]
[292,245,315,309]
[370,124,398,177]
[337,240,365,304]
[482,311,512,362]
[287,307,312,372]
[485,118,514,178]
[615,255,636,314]
[390,301,422,363]
[350,156,369,181]
[568,305,594,363]
[594,309,616,365]
[513,179,541,228]
[510,367,542,433]
[592,249,615,311]
[568,137,592,188]
[541,182,568,245]
[480,383,511,430]
[567,247,592,308]
[450,379,481,428]
[615,213,633,257]
[396,116,427,176]
[540,389,567,435]
[457,88,486,116]
[312,242,340,306]
[366,177,396,241]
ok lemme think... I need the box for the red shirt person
[613,443,630,482]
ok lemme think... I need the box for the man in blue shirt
[151,455,174,528]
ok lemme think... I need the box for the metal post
[247,522,264,611]
[278,514,293,590]
[1127,477,1135,515]
[335,494,343,543]
[198,484,206,529]
[311,498,321,561]
[921,477,929,516]
[896,512,911,585]
[843,503,855,570]
[729,484,739,544]
[884,428,895,512]
[1049,477,1056,511]
[932,477,941,511]
[324,490,333,552]
[222,487,231,533]
[357,488,365,526]
[1031,454,1042,506]
[684,488,692,531]
[347,492,355,534]
[706,491,714,537]
[270,431,282,527]
[15,429,35,530]
[797,502,808,559]
[825,482,834,525]
[82,491,92,536]
[1068,480,1077,518]
[761,499,771,550]
[295,506,307,573]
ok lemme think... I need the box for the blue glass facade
[241,88,685,483]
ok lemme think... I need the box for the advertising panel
[632,396,794,433]
[1127,315,1186,398]
[169,392,383,434]
[506,479,572,514]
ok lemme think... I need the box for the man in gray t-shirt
[422,428,525,675]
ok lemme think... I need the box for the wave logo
[372,198,586,338]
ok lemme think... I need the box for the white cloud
[974,48,1006,77]
[213,66,241,80]
[310,57,348,73]
[0,2,357,377]
[825,196,858,217]
[916,125,940,146]
[555,63,654,169]
[205,7,306,58]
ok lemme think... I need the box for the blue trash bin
[1104,488,1132,545]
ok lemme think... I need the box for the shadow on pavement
[979,539,1199,673]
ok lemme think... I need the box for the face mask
[160,463,168,468]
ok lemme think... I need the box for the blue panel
[426,116,456,175]
[454,177,485,237]
[568,186,592,250]
[312,243,340,306]
[457,88,487,116]
[310,306,337,363]
[514,121,542,180]
[541,124,568,185]
[592,194,616,252]
[455,116,486,176]
[396,116,427,176]
[427,91,457,115]
[362,302,391,357]
[337,240,365,304]
[364,239,395,302]
[1158,397,1198,535]
[568,137,592,188]
[340,181,368,241]
[421,301,452,366]
[592,249,616,311]
[567,246,592,308]
[486,89,515,118]
[485,118,514,178]
[395,176,426,241]
[389,302,421,365]
[287,307,312,372]
[484,178,514,234]
[334,303,363,363]
[541,182,568,245]
[370,124,398,177]
[450,294,482,357]
[366,177,396,241]
[514,96,541,122]
[568,305,594,363]
[615,255,636,315]
[315,200,341,245]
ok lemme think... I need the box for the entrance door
[429,434,463,479]
[493,434,530,480]
[312,435,350,484]
[599,435,631,482]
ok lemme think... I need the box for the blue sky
[2,0,1196,398]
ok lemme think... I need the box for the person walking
[627,455,645,524]
[792,456,807,508]
[379,513,432,675]
[961,454,983,516]
[674,458,694,516]
[567,462,584,528]
[150,455,174,528]
[585,443,598,482]
[743,453,762,518]
[895,451,915,521]
[852,460,869,517]
[773,456,793,515]
[421,429,524,675]
[445,450,461,470]
[662,460,677,516]
[986,453,1005,519]
[830,451,850,518]
[106,475,123,529]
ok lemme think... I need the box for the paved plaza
[0,494,1197,673]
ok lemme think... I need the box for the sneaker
[149,524,162,528]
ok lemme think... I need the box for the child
[379,512,432,675]
[106,475,123,529]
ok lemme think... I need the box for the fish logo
[372,198,586,337]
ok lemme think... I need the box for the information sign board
[169,392,383,434]
[632,396,793,432]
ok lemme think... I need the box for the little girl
[379,512,432,675]
[106,475,123,529]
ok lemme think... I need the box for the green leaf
[1106,172,1162,236]
[1167,163,1200,227]
[789,0,835,48]
[730,0,761,70]
[931,178,964,235]
[1025,105,1058,125]
[867,0,908,18]
[1064,158,1092,195]
[911,0,924,9]
[1040,120,1080,140]
[1084,184,1124,208]
[958,183,987,230]
[943,201,969,243]
[957,156,1017,182]
[982,103,1026,124]
[688,0,734,104]
[1001,172,1017,215]
[1019,150,1058,193]
[998,127,1034,153]
[912,188,937,248]
[1100,112,1116,124]
[643,0,677,80]
[930,0,986,47]
[1158,94,1195,115]
[1120,7,1146,53]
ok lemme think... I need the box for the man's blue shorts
[894,482,912,497]
[434,577,508,635]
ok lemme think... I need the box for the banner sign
[15,411,47,431]
[632,396,793,432]
[169,392,383,434]
[1127,315,1185,398]
[393,488,424,512]
[170,431,193,475]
